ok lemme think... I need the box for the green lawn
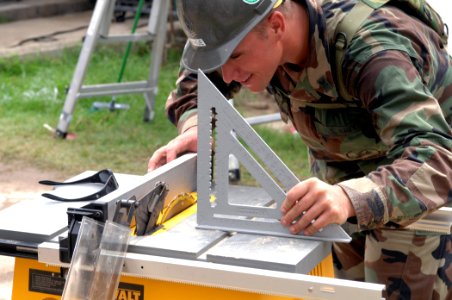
[0,44,310,183]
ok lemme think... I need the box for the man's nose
[221,61,237,84]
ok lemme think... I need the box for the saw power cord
[11,25,88,48]
[10,18,149,48]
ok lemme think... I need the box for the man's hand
[147,126,198,172]
[280,178,355,236]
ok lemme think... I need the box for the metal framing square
[196,71,351,243]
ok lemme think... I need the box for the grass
[0,43,310,183]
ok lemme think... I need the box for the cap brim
[181,28,249,73]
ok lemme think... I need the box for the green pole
[116,0,146,83]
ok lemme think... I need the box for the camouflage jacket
[165,0,452,232]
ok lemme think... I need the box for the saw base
[12,255,334,300]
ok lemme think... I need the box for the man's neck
[282,1,309,66]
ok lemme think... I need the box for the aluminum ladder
[55,0,170,138]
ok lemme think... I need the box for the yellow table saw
[0,154,385,300]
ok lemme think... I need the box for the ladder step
[78,81,156,98]
[99,33,155,43]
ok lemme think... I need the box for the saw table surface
[129,184,330,273]
[0,172,141,244]
[0,171,329,275]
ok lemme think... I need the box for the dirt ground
[0,161,64,209]
[0,161,65,300]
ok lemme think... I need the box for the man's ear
[267,11,285,37]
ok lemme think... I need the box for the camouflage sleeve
[166,67,241,133]
[337,7,452,231]
[166,69,199,133]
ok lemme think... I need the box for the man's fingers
[281,182,310,213]
[299,213,328,236]
[148,147,167,171]
[281,199,308,227]
[148,126,199,172]
[164,149,177,164]
[287,203,322,234]
[147,132,196,172]
[165,139,182,163]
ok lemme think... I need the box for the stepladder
[55,0,170,138]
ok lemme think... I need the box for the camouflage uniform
[166,0,452,298]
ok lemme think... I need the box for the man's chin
[245,83,268,93]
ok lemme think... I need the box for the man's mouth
[240,74,252,85]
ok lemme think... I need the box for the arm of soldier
[148,67,241,171]
[148,124,198,171]
[148,68,199,171]
[338,50,452,231]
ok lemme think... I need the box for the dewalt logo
[115,282,144,300]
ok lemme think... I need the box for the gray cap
[177,0,279,72]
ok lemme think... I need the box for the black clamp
[39,169,119,202]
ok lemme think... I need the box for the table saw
[0,153,387,300]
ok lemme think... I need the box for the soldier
[148,0,452,298]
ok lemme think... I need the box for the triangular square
[197,70,351,243]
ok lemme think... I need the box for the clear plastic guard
[61,217,131,300]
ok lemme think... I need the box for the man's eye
[230,53,240,60]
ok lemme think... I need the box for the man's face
[221,28,282,92]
